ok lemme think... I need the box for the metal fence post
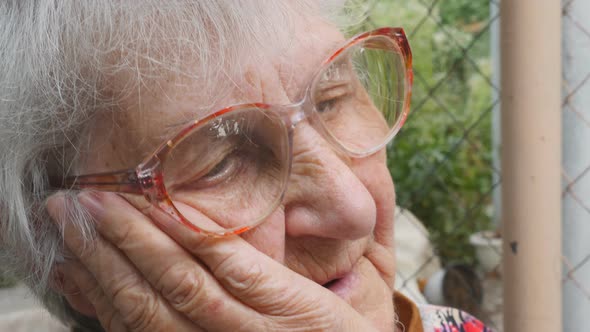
[500,1,562,331]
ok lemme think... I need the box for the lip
[323,270,360,301]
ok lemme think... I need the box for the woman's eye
[170,151,240,192]
[198,152,239,187]
[316,99,336,113]
[315,82,353,113]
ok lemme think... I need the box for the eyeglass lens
[162,108,291,233]
[312,35,406,154]
[161,35,408,234]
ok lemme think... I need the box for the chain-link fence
[364,0,589,331]
[359,0,503,330]
[562,0,590,330]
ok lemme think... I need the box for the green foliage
[360,0,495,264]
[439,0,490,26]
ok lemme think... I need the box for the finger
[47,194,201,332]
[63,262,127,332]
[50,192,263,331]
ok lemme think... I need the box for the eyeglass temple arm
[49,169,143,194]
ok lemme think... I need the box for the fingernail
[78,192,105,220]
[54,252,66,264]
[46,194,67,226]
[51,265,65,292]
[62,278,80,295]
[59,263,81,295]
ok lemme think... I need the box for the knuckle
[215,255,268,296]
[82,279,105,305]
[157,262,221,317]
[107,272,142,300]
[75,239,99,262]
[102,311,119,332]
[108,275,160,331]
[126,298,160,332]
[158,263,204,306]
[109,219,136,249]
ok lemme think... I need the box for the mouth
[321,270,359,300]
[322,278,340,289]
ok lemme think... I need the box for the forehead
[80,18,345,172]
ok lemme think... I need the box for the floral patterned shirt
[395,292,493,332]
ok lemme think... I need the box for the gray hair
[0,0,365,328]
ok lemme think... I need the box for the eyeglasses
[51,27,413,237]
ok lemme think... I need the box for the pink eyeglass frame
[50,27,413,237]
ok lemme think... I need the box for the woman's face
[81,18,397,330]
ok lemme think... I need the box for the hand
[47,192,377,332]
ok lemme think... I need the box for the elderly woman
[1,1,490,331]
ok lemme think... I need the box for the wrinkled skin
[47,17,398,332]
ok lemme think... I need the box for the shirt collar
[394,291,424,332]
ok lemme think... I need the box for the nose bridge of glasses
[278,99,308,129]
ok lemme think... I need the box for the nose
[283,122,377,240]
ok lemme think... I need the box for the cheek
[239,208,286,263]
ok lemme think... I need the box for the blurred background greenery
[357,0,495,265]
